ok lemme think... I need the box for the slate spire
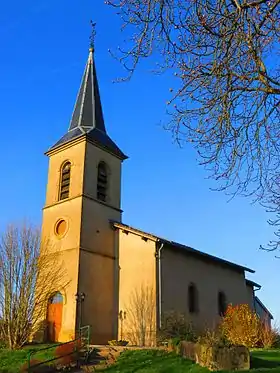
[48,40,127,160]
[68,48,106,134]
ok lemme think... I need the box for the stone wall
[178,341,250,371]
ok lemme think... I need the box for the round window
[55,219,67,237]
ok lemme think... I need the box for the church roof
[47,48,127,160]
[254,296,274,319]
[112,221,255,273]
[246,279,261,289]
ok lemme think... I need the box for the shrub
[221,304,260,348]
[158,311,197,343]
[259,320,280,349]
[273,329,280,348]
[170,336,181,347]
[197,327,230,348]
[259,320,278,348]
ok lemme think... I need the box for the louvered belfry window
[59,162,71,201]
[97,162,108,202]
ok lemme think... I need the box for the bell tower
[41,41,127,343]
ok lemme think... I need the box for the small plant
[158,311,197,343]
[108,340,129,346]
[221,304,260,348]
[197,327,230,347]
[170,337,181,347]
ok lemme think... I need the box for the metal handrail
[27,325,91,372]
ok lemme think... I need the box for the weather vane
[90,20,97,51]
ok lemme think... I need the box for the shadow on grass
[103,350,200,373]
[251,356,280,369]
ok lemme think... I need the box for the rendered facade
[40,46,271,345]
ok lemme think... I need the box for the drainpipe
[157,242,164,329]
[253,285,261,313]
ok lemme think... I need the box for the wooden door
[47,292,63,342]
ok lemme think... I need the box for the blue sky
[0,1,278,322]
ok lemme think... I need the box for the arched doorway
[47,292,63,342]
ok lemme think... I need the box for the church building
[40,45,272,345]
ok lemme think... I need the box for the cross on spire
[47,31,127,160]
[89,20,96,52]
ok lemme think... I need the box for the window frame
[59,161,71,201]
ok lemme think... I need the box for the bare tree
[0,223,67,349]
[106,0,280,248]
[123,284,156,346]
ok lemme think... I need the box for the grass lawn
[251,349,280,369]
[0,344,56,373]
[102,349,280,373]
[0,346,280,373]
[102,349,209,373]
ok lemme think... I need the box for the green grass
[102,349,209,373]
[0,344,56,373]
[251,349,280,370]
[101,349,280,373]
[0,346,280,373]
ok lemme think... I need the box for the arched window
[59,162,71,201]
[218,291,227,316]
[49,292,63,304]
[188,283,199,314]
[97,162,108,202]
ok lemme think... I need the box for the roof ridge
[112,221,255,273]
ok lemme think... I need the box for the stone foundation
[177,341,250,371]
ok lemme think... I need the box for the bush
[259,320,278,349]
[273,328,280,348]
[158,311,197,343]
[197,327,230,348]
[221,304,260,348]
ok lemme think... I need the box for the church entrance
[47,292,63,342]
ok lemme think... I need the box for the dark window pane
[188,283,198,314]
[218,292,227,316]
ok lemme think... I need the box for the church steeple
[48,45,127,160]
[68,48,106,133]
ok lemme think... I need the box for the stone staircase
[78,345,123,372]
[78,344,160,372]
